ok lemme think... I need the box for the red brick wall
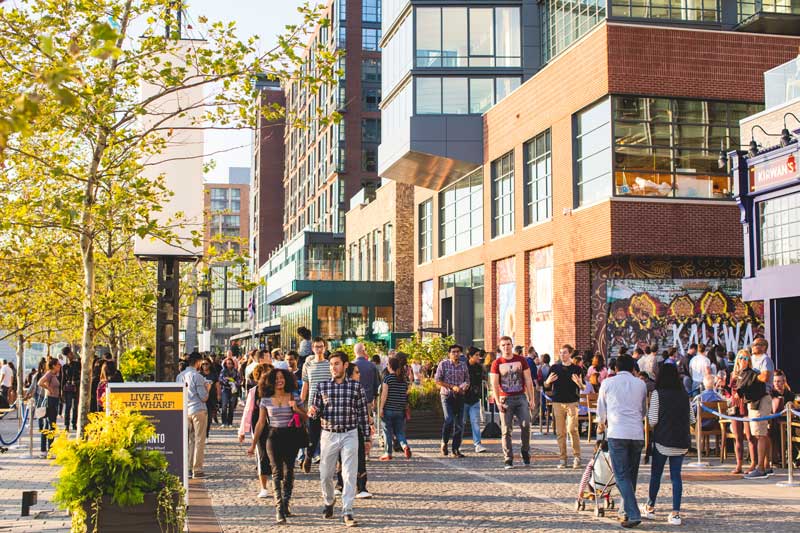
[254,88,285,268]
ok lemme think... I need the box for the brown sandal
[731,466,743,474]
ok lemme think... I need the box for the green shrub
[407,378,442,410]
[119,347,155,382]
[397,333,455,366]
[337,339,386,360]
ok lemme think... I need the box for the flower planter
[83,493,169,533]
[405,405,477,439]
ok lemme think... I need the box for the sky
[183,0,307,182]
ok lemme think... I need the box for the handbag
[287,413,309,449]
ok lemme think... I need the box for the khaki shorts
[748,394,772,437]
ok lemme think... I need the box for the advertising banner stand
[107,383,188,501]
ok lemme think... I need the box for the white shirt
[0,365,13,387]
[597,371,647,440]
[689,354,711,384]
[638,354,658,379]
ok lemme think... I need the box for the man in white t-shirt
[0,360,14,402]
[688,343,711,393]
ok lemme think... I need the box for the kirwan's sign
[750,151,799,192]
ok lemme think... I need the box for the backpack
[736,368,766,403]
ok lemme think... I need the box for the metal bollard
[21,490,37,516]
[687,402,709,468]
[777,407,799,487]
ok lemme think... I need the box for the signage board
[750,151,799,192]
[107,383,188,495]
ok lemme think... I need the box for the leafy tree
[0,0,341,435]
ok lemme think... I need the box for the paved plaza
[2,410,799,532]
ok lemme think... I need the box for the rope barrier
[0,404,29,446]
[791,408,800,419]
[699,403,787,423]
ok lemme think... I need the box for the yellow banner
[108,391,184,411]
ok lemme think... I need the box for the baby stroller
[575,434,616,517]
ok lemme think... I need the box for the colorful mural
[496,257,516,341]
[529,247,554,357]
[605,278,764,355]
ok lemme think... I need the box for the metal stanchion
[18,399,35,459]
[687,401,709,468]
[777,407,799,487]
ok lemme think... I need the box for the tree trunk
[16,334,25,420]
[109,322,120,361]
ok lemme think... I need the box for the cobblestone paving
[202,427,800,532]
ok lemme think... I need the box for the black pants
[266,428,299,504]
[62,391,78,430]
[337,428,367,492]
[205,401,217,438]
[255,427,272,477]
[307,417,322,458]
[40,396,59,452]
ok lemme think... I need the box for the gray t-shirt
[750,353,775,393]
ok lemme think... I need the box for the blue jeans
[441,395,464,451]
[40,396,59,452]
[62,391,78,430]
[382,409,408,456]
[220,388,237,426]
[608,438,644,522]
[462,401,481,446]
[648,448,684,512]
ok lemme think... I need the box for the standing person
[37,358,61,456]
[744,338,774,479]
[464,348,487,453]
[238,363,274,498]
[689,343,711,393]
[308,351,369,527]
[544,344,584,469]
[249,368,307,523]
[641,363,695,526]
[597,354,647,529]
[354,342,380,415]
[96,360,123,411]
[296,326,313,372]
[586,354,608,391]
[59,347,81,431]
[379,357,411,460]
[434,345,470,458]
[201,359,220,440]
[301,337,331,472]
[638,345,659,381]
[89,357,103,412]
[728,350,757,475]
[176,353,210,478]
[219,357,241,428]
[0,359,13,403]
[410,359,422,385]
[490,336,535,468]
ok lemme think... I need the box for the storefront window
[318,305,343,340]
[439,168,483,257]
[373,306,394,334]
[345,306,369,337]
[613,96,760,199]
[438,265,484,347]
[759,192,800,269]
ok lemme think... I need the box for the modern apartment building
[204,168,251,352]
[252,0,396,350]
[380,0,800,353]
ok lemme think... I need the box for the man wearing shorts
[744,338,775,479]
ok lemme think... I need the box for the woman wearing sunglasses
[728,350,757,475]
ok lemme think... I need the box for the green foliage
[338,339,386,359]
[119,347,155,381]
[49,404,185,532]
[397,334,456,366]
[407,378,442,411]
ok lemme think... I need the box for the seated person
[693,374,724,430]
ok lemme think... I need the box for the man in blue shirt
[177,353,210,478]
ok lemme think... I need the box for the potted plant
[48,404,185,533]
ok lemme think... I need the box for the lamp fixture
[781,112,800,148]
[748,125,780,158]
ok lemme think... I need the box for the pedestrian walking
[59,347,80,431]
[301,337,331,472]
[0,359,14,404]
[379,357,411,460]
[354,342,380,415]
[37,358,61,456]
[176,353,210,478]
[338,363,374,498]
[434,344,470,458]
[597,354,647,528]
[249,368,307,524]
[464,348,487,453]
[640,362,695,526]
[544,344,584,469]
[219,357,241,427]
[201,358,220,439]
[96,360,122,411]
[238,363,274,498]
[490,336,535,468]
[308,351,369,527]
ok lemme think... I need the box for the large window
[439,168,483,257]
[418,199,433,263]
[362,0,381,22]
[361,58,381,82]
[439,265,485,347]
[543,0,605,61]
[524,130,552,225]
[363,87,381,111]
[759,192,800,269]
[361,118,381,142]
[415,7,521,67]
[575,98,612,206]
[210,187,241,212]
[491,152,514,237]
[210,214,241,237]
[739,0,800,20]
[383,223,393,280]
[362,28,382,51]
[613,97,759,199]
[415,77,521,115]
[612,0,719,20]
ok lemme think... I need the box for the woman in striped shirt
[640,362,696,526]
[379,357,411,460]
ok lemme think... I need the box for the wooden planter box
[83,492,170,533]
[405,405,476,439]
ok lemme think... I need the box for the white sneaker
[475,444,487,453]
[640,504,655,520]
[334,488,342,496]
[257,489,270,498]
[668,513,682,525]
[355,491,372,499]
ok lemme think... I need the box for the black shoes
[323,504,335,519]
[275,509,286,524]
[621,519,642,529]
[522,453,531,466]
[452,449,465,458]
[504,459,513,470]
[343,514,358,527]
[440,443,449,456]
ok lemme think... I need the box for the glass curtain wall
[439,265,485,347]
[611,0,719,20]
[415,77,521,115]
[543,0,606,62]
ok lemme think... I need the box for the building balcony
[736,0,800,34]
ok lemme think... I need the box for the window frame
[438,168,484,257]
[418,199,433,264]
[524,129,552,226]
[491,151,515,238]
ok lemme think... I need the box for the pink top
[238,387,257,437]
[586,366,608,385]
